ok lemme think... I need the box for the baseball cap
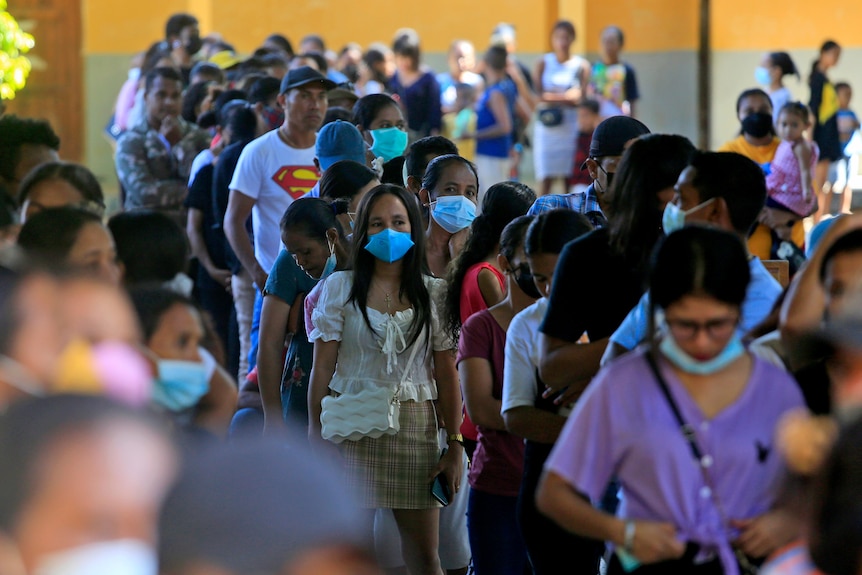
[209,50,242,70]
[316,120,367,171]
[327,82,360,106]
[280,65,336,94]
[582,116,651,168]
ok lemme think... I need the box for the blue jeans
[247,288,263,372]
[467,488,527,575]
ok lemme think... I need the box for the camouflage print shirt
[115,116,211,213]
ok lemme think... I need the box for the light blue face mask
[754,66,771,86]
[364,228,414,263]
[659,331,745,376]
[431,195,477,234]
[152,359,209,412]
[35,539,157,575]
[370,127,408,162]
[307,241,337,280]
[661,197,715,234]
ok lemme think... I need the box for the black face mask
[184,35,203,56]
[511,266,542,299]
[741,112,774,138]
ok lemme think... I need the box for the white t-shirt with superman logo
[229,129,319,274]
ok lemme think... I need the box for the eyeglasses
[665,315,738,340]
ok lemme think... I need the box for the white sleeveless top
[541,53,586,94]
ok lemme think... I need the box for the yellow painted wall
[83,0,558,56]
[712,1,862,51]
[82,0,702,59]
[585,0,698,52]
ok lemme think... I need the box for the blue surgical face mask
[431,195,477,234]
[659,331,745,376]
[34,539,157,575]
[661,197,715,234]
[153,359,209,412]
[754,66,771,86]
[364,228,414,263]
[308,240,337,280]
[370,127,408,162]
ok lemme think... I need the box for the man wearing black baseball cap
[528,115,650,228]
[223,66,335,380]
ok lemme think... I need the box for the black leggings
[606,543,745,575]
[517,441,604,575]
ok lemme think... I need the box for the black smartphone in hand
[431,474,451,506]
[430,448,451,506]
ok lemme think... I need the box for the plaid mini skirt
[340,399,442,509]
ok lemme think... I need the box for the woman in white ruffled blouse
[307,184,463,575]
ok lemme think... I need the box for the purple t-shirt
[546,347,804,574]
[457,310,525,496]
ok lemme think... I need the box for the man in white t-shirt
[224,66,334,373]
[226,66,334,287]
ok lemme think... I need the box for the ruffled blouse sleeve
[427,276,456,351]
[308,271,351,342]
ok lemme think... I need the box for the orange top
[718,135,780,165]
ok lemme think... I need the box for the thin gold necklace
[374,282,394,313]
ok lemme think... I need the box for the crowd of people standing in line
[2,10,862,575]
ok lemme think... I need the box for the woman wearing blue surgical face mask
[417,154,480,279]
[536,226,805,575]
[308,184,463,575]
[352,94,409,165]
[130,287,237,438]
[253,198,349,439]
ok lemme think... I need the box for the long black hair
[348,184,431,347]
[607,133,695,284]
[443,181,535,341]
[768,51,799,79]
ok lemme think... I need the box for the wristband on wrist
[623,520,636,553]
[447,433,464,445]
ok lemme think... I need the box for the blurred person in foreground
[158,440,380,575]
[0,394,178,575]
